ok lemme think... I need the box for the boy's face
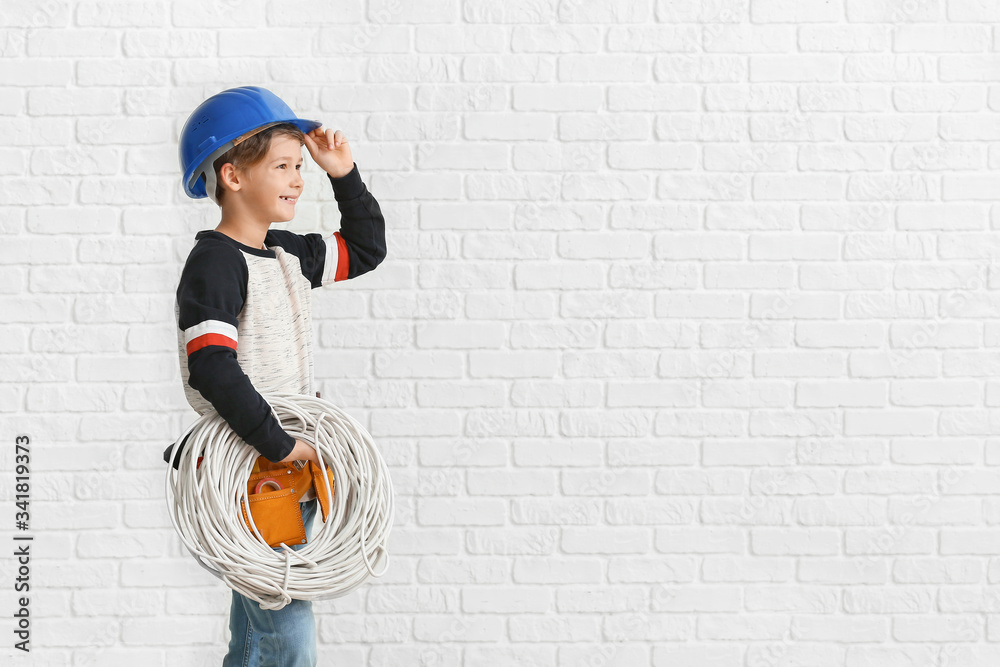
[237,134,304,222]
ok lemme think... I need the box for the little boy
[165,86,387,666]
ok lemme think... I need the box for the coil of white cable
[165,392,394,611]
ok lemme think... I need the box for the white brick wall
[2,0,1000,664]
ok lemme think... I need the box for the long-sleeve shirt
[163,162,386,481]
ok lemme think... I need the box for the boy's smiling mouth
[280,195,297,204]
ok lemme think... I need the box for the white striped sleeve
[183,319,239,355]
[321,232,341,286]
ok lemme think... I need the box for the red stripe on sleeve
[186,333,238,356]
[334,231,350,282]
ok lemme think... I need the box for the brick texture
[3,0,999,665]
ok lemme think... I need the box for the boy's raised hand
[303,127,354,179]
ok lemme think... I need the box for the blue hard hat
[179,86,322,202]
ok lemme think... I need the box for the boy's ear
[218,163,244,195]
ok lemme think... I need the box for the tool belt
[239,455,335,548]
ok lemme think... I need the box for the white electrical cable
[165,392,394,611]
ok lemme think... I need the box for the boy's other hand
[280,438,323,469]
[303,127,354,179]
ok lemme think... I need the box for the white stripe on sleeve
[183,319,239,346]
[321,233,339,286]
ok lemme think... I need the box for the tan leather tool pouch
[239,455,335,548]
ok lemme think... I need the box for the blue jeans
[223,498,319,667]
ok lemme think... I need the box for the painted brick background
[3,0,1000,665]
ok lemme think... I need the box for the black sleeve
[174,241,295,463]
[263,228,327,289]
[324,162,387,283]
